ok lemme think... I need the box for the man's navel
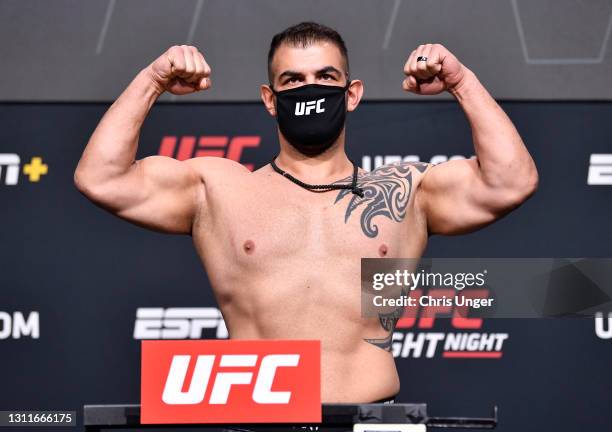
[243,239,255,255]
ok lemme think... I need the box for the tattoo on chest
[333,162,428,238]
[333,162,428,351]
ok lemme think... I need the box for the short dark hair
[267,22,349,83]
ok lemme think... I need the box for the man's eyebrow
[277,66,344,81]
[316,66,342,76]
[278,70,304,80]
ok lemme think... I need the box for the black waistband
[221,398,399,432]
[371,394,397,404]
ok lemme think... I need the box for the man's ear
[346,79,364,112]
[260,84,276,117]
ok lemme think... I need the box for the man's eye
[288,77,300,83]
[321,74,333,80]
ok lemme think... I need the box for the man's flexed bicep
[418,158,534,235]
[74,44,211,234]
[81,156,204,234]
[402,43,538,235]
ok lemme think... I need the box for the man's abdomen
[320,341,399,402]
[219,274,399,403]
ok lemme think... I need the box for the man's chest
[205,178,426,263]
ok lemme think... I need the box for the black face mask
[272,82,350,156]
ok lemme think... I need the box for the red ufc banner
[141,340,321,424]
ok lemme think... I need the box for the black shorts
[221,396,397,432]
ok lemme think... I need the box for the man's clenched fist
[402,44,466,95]
[147,45,211,95]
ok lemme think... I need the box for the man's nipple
[378,244,388,257]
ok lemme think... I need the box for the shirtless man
[74,22,538,403]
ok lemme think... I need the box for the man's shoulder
[365,161,433,181]
[185,156,251,178]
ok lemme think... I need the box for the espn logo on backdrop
[392,289,508,359]
[133,308,228,340]
[159,136,260,170]
[587,154,612,185]
[141,340,321,424]
[0,154,48,185]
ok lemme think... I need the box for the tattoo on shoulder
[334,162,429,238]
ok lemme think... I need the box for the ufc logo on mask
[162,354,299,405]
[295,98,325,116]
[141,340,321,424]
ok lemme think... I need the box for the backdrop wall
[1,100,611,431]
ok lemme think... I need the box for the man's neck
[276,136,354,184]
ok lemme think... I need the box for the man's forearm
[449,67,536,190]
[75,68,162,186]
